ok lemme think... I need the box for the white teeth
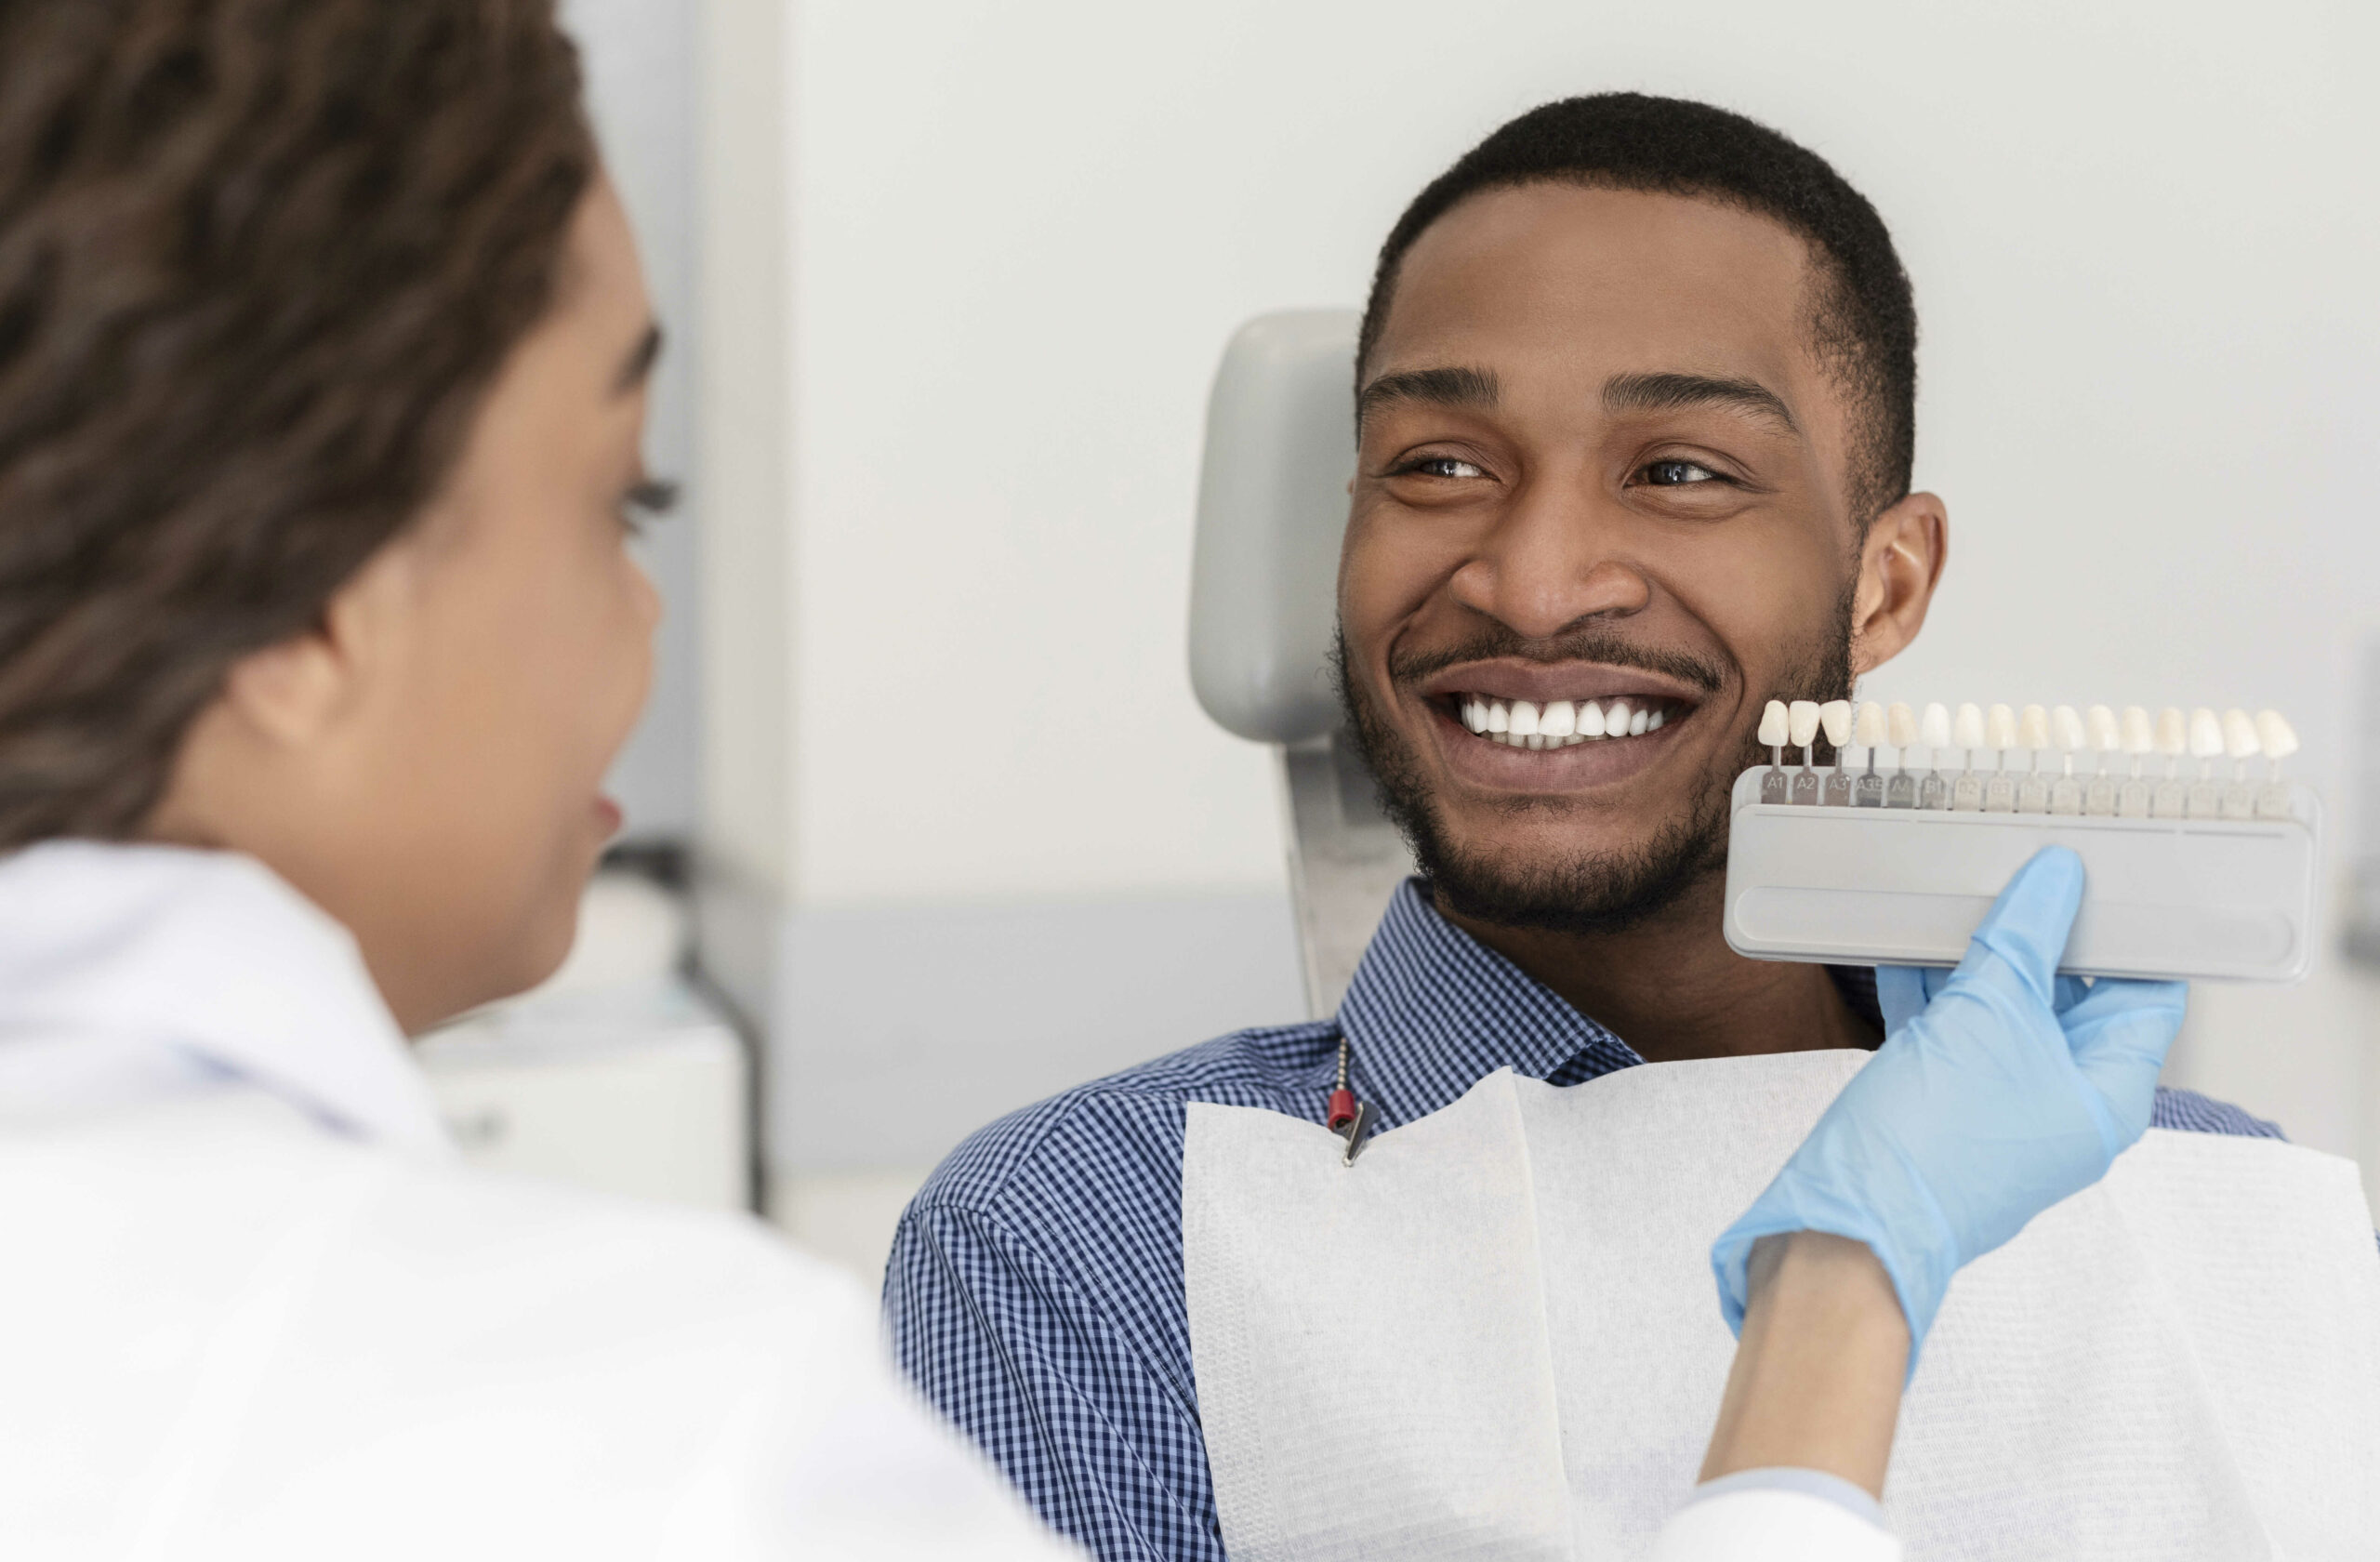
[1459,693,1677,746]
[1886,702,1918,748]
[1758,700,1790,747]
[1853,700,1887,748]
[2255,709,2298,761]
[1818,700,1853,748]
[1787,700,1821,748]
[1952,702,1987,750]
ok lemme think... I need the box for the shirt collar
[1335,877,1644,1130]
[0,841,453,1157]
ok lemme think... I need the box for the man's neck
[1435,872,1879,1065]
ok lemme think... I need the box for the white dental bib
[1183,1051,2379,1561]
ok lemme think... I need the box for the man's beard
[1336,597,1856,937]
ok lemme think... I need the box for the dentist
[0,2,1067,1556]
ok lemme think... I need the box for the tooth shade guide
[1758,700,1790,748]
[1724,767,2322,985]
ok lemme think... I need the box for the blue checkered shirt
[884,878,2283,1562]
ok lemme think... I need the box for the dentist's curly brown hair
[0,0,595,846]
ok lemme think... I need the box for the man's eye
[1641,459,1720,485]
[1400,456,1488,480]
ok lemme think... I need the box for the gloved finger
[1958,846,2085,1008]
[1875,964,1930,1033]
[2060,977,2187,1143]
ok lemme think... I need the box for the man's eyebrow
[1602,370,1798,434]
[1356,364,1501,426]
[613,322,663,396]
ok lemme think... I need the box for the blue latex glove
[1710,846,2187,1370]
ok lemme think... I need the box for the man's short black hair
[1358,92,1917,529]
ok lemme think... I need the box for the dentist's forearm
[1698,1231,1910,1499]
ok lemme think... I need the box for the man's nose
[1445,471,1651,640]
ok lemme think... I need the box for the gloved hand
[1709,846,2187,1370]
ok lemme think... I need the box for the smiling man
[885,95,2280,1562]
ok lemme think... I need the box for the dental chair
[1190,311,1414,1017]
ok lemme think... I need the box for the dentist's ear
[213,532,425,750]
[1849,491,1947,676]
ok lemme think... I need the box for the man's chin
[1415,815,1725,937]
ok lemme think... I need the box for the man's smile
[1410,658,1711,792]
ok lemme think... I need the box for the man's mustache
[1385,628,1728,696]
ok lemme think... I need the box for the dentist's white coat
[0,842,1075,1561]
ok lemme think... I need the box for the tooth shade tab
[1540,700,1576,738]
[1758,700,1789,747]
[2121,706,2155,755]
[1819,700,1854,747]
[2222,708,2260,760]
[1887,702,1918,748]
[2256,709,2299,760]
[1854,701,1888,747]
[2016,705,2051,749]
[1952,703,1987,749]
[2086,705,2121,752]
[1786,700,1821,748]
[2052,705,2086,751]
[1919,703,1951,748]
[1579,700,1608,738]
[1985,703,2018,749]
[2156,707,2188,756]
[2188,708,2225,759]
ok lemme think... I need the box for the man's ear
[1848,491,1947,677]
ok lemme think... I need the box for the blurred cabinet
[417,977,749,1212]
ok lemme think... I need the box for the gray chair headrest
[1187,310,1360,745]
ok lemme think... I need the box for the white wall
[728,0,2380,1224]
